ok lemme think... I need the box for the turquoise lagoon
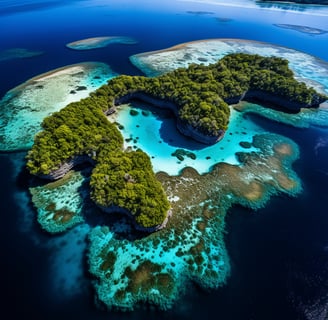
[113,104,263,175]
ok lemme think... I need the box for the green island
[258,0,328,4]
[26,53,327,231]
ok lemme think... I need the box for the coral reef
[30,171,87,233]
[0,62,115,151]
[66,36,137,50]
[87,133,301,310]
[0,48,43,62]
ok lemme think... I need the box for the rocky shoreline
[98,204,173,232]
[38,153,172,232]
[35,87,325,233]
[114,88,324,144]
[244,89,324,111]
[37,155,95,180]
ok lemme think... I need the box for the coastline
[0,61,114,152]
[152,38,328,66]
[98,204,173,232]
[37,154,173,233]
[5,61,107,97]
[115,91,225,144]
[131,38,328,78]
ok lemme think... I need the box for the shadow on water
[158,116,208,150]
[128,100,209,151]
[78,173,150,241]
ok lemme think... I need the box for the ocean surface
[1,0,328,319]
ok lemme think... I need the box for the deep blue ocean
[1,1,328,319]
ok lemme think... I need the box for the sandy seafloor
[1,0,328,319]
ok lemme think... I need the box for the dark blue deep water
[1,1,328,319]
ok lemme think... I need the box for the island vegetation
[25,99,170,230]
[91,149,170,229]
[258,0,328,4]
[26,53,327,230]
[90,53,325,141]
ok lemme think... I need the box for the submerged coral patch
[0,48,43,61]
[171,149,196,161]
[234,101,328,129]
[66,36,137,50]
[0,62,115,151]
[29,171,87,233]
[273,24,328,35]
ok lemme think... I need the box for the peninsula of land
[26,53,327,231]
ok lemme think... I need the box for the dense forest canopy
[26,53,327,229]
[96,53,326,136]
[90,149,170,228]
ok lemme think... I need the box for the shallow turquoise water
[0,62,116,151]
[114,104,263,175]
